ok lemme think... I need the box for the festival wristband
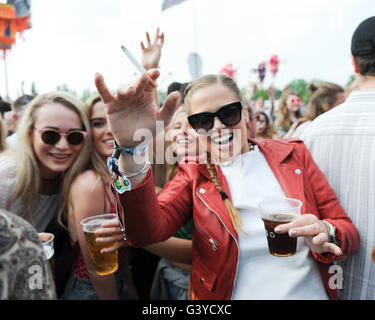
[107,154,131,194]
[114,140,149,156]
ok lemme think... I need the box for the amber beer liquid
[262,214,297,257]
[81,214,119,276]
[84,230,118,276]
[259,197,302,257]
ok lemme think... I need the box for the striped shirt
[300,89,375,299]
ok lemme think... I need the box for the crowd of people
[0,16,374,300]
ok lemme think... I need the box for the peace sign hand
[141,27,165,70]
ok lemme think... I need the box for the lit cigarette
[121,45,157,88]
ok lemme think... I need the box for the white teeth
[104,139,114,144]
[212,134,232,144]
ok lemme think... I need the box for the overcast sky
[1,0,374,100]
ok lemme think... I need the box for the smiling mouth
[103,139,114,146]
[50,153,71,160]
[211,133,233,145]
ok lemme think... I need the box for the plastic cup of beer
[258,197,302,257]
[80,213,118,276]
[38,232,55,276]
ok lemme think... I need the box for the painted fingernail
[274,227,281,233]
[316,238,321,244]
[290,230,297,237]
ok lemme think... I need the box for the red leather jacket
[113,139,360,300]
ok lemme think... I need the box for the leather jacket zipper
[196,190,239,299]
[195,221,218,251]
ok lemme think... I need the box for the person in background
[0,208,56,300]
[94,70,359,300]
[285,82,345,138]
[0,98,13,137]
[274,89,303,137]
[6,94,35,148]
[244,102,257,139]
[301,16,375,299]
[254,110,278,141]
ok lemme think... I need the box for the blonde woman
[95,71,359,300]
[274,89,303,137]
[0,91,90,232]
[0,91,91,297]
[62,94,129,300]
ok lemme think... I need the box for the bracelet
[119,161,151,178]
[114,140,149,156]
[107,156,131,194]
[107,146,151,194]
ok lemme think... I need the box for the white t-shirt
[219,146,328,300]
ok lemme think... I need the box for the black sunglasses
[35,128,87,146]
[187,101,243,132]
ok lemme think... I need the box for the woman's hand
[94,70,180,148]
[95,218,128,254]
[141,27,164,70]
[274,214,342,256]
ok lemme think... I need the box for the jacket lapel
[256,139,306,213]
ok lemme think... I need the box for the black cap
[351,16,375,57]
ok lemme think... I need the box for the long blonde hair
[184,74,244,232]
[276,90,302,132]
[5,91,92,229]
[84,94,110,181]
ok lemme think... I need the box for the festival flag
[162,0,187,11]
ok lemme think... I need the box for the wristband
[107,155,131,194]
[114,140,149,156]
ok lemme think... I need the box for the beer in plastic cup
[80,213,118,276]
[258,197,302,257]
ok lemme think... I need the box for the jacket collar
[253,138,297,164]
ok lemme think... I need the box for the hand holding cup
[274,214,342,256]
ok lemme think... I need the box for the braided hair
[184,74,246,233]
[206,151,244,232]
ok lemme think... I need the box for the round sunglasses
[35,128,87,146]
[187,101,243,132]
